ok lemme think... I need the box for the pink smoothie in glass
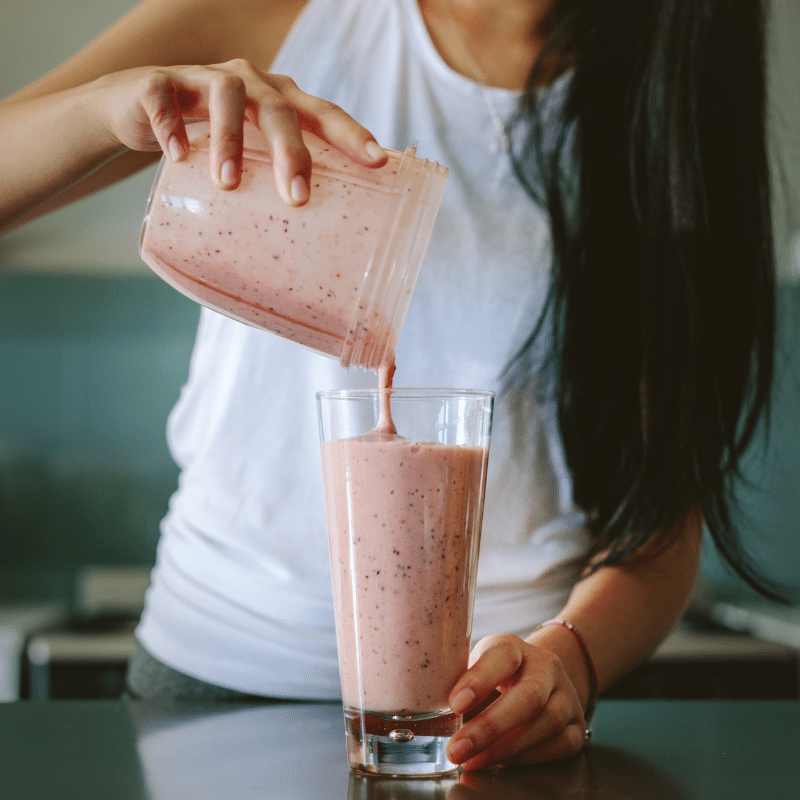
[322,434,487,714]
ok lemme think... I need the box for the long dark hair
[505,0,789,600]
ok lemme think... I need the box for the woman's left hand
[445,633,587,770]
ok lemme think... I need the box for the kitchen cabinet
[9,619,798,701]
[606,625,799,700]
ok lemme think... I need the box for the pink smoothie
[140,125,403,361]
[322,435,488,715]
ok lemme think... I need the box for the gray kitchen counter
[1,697,798,799]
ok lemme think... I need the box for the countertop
[1,698,798,799]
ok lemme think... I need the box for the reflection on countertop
[346,746,689,800]
[2,698,799,800]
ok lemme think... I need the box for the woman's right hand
[88,59,388,206]
[0,1,385,229]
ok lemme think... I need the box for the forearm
[0,85,128,233]
[0,0,270,234]
[527,508,703,712]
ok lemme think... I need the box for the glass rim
[316,388,495,401]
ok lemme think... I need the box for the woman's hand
[88,59,387,204]
[445,633,588,770]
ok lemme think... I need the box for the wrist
[81,78,131,158]
[528,618,598,722]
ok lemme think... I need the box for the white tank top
[136,0,591,698]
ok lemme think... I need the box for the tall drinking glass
[317,389,493,776]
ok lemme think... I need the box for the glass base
[347,771,459,798]
[344,707,461,777]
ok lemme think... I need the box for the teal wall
[0,275,798,605]
[0,274,199,601]
[701,285,800,600]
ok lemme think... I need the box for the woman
[0,0,782,769]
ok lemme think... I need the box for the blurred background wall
[0,0,200,601]
[0,0,798,606]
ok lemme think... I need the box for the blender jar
[140,121,448,371]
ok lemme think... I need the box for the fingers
[446,634,586,770]
[249,73,314,206]
[252,72,388,205]
[133,61,307,200]
[450,634,529,715]
[208,70,246,190]
[275,74,387,166]
[133,68,191,161]
[455,689,585,770]
[499,720,586,766]
[107,60,387,205]
[191,61,386,204]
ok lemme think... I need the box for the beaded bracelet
[536,618,599,727]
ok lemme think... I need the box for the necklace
[439,5,511,153]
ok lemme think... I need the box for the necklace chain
[439,5,511,153]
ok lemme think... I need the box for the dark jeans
[123,643,280,702]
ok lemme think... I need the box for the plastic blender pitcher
[140,122,448,371]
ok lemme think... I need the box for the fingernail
[168,136,184,162]
[220,159,236,187]
[290,174,309,205]
[451,687,475,714]
[448,737,474,764]
[365,140,387,163]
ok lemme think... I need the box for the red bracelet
[536,618,598,724]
